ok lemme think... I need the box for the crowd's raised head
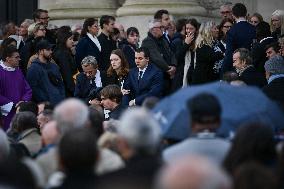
[264,54,284,75]
[187,93,222,132]
[232,3,247,19]
[58,128,98,173]
[53,98,89,134]
[118,107,161,157]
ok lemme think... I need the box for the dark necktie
[138,71,143,85]
[139,71,143,80]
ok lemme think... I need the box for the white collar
[90,70,102,87]
[259,36,274,44]
[0,60,16,71]
[139,64,148,73]
[87,33,101,51]
[236,18,247,23]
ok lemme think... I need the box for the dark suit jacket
[191,44,224,85]
[141,32,177,72]
[240,66,267,88]
[98,33,117,72]
[74,73,97,103]
[263,77,284,109]
[121,41,137,69]
[75,36,102,72]
[53,47,77,97]
[123,63,163,105]
[98,154,161,189]
[251,37,276,75]
[222,21,256,73]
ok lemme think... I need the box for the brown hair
[100,84,122,103]
[107,49,129,78]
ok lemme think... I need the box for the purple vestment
[0,66,32,131]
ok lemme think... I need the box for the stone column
[38,0,118,27]
[116,0,218,40]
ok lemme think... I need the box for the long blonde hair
[271,10,284,36]
[194,21,216,50]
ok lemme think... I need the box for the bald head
[41,120,59,146]
[157,156,231,189]
[53,98,89,134]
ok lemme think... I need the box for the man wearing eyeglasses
[30,9,56,45]
[0,46,32,131]
[220,3,233,20]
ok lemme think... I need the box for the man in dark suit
[74,56,103,104]
[233,48,267,88]
[251,21,276,75]
[141,19,177,95]
[122,47,163,107]
[222,3,256,74]
[263,55,284,110]
[97,15,117,72]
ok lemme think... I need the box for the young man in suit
[222,3,256,74]
[122,47,164,107]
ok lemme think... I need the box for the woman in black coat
[53,26,78,97]
[191,21,224,85]
[172,18,200,91]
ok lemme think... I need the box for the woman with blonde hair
[191,21,224,84]
[271,10,284,40]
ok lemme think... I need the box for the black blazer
[222,21,256,73]
[74,73,98,103]
[97,33,117,72]
[75,36,102,72]
[251,37,276,74]
[263,77,284,109]
[240,66,267,88]
[122,63,163,105]
[53,48,77,97]
[191,45,223,85]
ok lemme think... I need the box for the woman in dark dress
[102,49,129,89]
[53,26,78,97]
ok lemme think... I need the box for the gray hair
[53,98,89,135]
[118,107,161,153]
[81,55,98,68]
[234,48,252,65]
[0,129,10,161]
[148,19,162,30]
[22,19,34,27]
[264,55,284,75]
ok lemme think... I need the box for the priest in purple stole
[0,46,32,131]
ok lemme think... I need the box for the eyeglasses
[250,21,259,24]
[39,17,50,20]
[223,25,232,28]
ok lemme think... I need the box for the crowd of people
[1,2,284,189]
